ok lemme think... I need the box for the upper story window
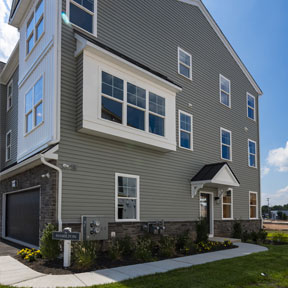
[178,47,192,80]
[247,93,256,121]
[220,74,231,108]
[221,128,232,161]
[116,173,140,221]
[25,76,44,134]
[179,110,193,150]
[248,139,257,168]
[101,71,166,137]
[7,79,13,111]
[249,191,258,219]
[68,0,96,34]
[26,0,44,55]
[222,190,233,219]
[6,130,12,162]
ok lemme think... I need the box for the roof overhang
[9,0,31,28]
[178,0,263,96]
[191,163,240,198]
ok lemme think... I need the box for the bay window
[149,92,165,136]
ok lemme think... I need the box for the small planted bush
[183,238,197,255]
[232,221,242,239]
[40,223,61,261]
[196,219,209,243]
[176,230,190,252]
[17,248,41,262]
[107,239,122,261]
[158,236,176,258]
[73,241,100,270]
[134,237,154,262]
[118,235,135,257]
[258,229,268,242]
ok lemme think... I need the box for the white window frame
[25,0,45,56]
[5,130,12,162]
[24,75,44,135]
[249,191,258,219]
[178,47,192,80]
[222,189,233,220]
[115,173,140,222]
[219,74,231,108]
[66,0,98,36]
[100,70,166,138]
[247,92,256,121]
[7,79,13,111]
[220,127,232,161]
[178,110,193,151]
[248,139,257,168]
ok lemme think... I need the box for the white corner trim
[177,0,262,95]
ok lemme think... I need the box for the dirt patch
[263,222,288,231]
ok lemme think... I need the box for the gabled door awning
[190,162,240,198]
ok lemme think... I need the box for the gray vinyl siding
[59,0,261,223]
[0,67,18,170]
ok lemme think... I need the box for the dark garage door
[6,189,40,246]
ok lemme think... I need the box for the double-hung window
[179,110,193,150]
[116,173,139,221]
[6,130,12,162]
[247,93,256,120]
[249,192,258,219]
[221,128,232,161]
[220,74,231,107]
[25,76,44,133]
[222,190,233,219]
[101,71,166,137]
[7,79,13,111]
[26,0,44,55]
[248,139,257,168]
[68,0,96,34]
[178,47,192,80]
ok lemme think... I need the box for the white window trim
[115,173,140,222]
[247,92,256,121]
[178,47,192,80]
[248,139,257,168]
[222,189,233,220]
[5,130,12,162]
[7,79,13,111]
[25,0,45,58]
[249,191,258,219]
[219,74,231,108]
[220,127,232,161]
[24,74,44,136]
[178,110,193,151]
[66,0,98,37]
[100,70,166,138]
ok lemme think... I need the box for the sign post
[52,228,80,268]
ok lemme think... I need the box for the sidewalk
[0,243,268,288]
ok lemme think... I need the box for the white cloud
[267,141,288,172]
[261,166,270,178]
[0,0,19,63]
[262,186,288,206]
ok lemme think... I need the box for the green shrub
[196,219,209,243]
[183,238,196,255]
[73,241,99,270]
[176,230,190,251]
[158,236,176,258]
[118,235,135,257]
[107,239,122,261]
[241,230,250,242]
[250,231,259,242]
[231,221,242,239]
[134,237,154,262]
[258,229,268,242]
[40,223,61,261]
[272,232,287,244]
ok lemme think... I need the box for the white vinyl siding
[178,47,192,80]
[6,130,12,162]
[220,74,231,108]
[249,192,258,219]
[179,110,193,150]
[115,173,140,222]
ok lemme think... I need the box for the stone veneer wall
[0,162,57,239]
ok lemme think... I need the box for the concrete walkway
[0,239,20,257]
[0,243,268,288]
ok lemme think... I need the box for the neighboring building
[271,210,288,220]
[0,0,263,248]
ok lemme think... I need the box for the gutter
[40,154,63,232]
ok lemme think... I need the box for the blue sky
[203,0,288,206]
[0,0,287,206]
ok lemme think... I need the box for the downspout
[40,155,63,231]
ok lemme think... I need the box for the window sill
[7,106,12,112]
[221,218,234,221]
[24,121,44,137]
[247,116,256,122]
[115,219,140,223]
[221,157,232,162]
[219,101,231,109]
[178,72,192,81]
[71,23,97,39]
[179,145,193,151]
[25,32,45,62]
[248,165,257,169]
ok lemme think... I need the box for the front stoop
[0,243,267,288]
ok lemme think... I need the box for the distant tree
[262,205,269,214]
[277,211,283,219]
[282,213,287,221]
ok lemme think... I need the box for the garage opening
[5,188,40,246]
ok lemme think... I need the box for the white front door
[200,192,214,237]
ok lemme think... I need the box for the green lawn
[1,245,288,288]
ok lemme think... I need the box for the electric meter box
[82,216,109,241]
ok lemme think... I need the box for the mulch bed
[15,245,237,275]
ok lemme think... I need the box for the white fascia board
[211,164,240,187]
[9,0,31,28]
[74,34,182,93]
[0,42,19,85]
[178,0,262,96]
